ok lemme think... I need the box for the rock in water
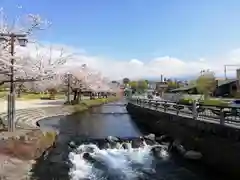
[184,151,202,160]
[115,142,122,149]
[68,141,76,149]
[156,135,173,143]
[107,136,119,143]
[122,143,129,149]
[144,133,155,141]
[82,152,95,163]
[150,146,162,157]
[105,142,111,149]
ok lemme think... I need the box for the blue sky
[1,0,240,79]
[2,0,240,60]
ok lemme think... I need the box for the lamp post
[0,33,28,132]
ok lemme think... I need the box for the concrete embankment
[126,103,240,180]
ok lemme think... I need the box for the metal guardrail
[128,98,240,128]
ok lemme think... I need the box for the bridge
[103,103,127,106]
[91,112,128,115]
[126,97,240,178]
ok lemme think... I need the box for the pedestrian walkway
[0,99,66,113]
[0,97,91,128]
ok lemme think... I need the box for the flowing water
[31,101,225,180]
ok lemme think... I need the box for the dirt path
[0,154,34,180]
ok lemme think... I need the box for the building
[147,81,157,90]
[170,79,239,97]
[170,68,240,97]
[214,79,238,97]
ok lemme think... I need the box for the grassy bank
[71,96,120,112]
[17,93,65,100]
[0,91,65,101]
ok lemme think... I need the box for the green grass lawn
[0,91,7,98]
[0,91,66,100]
[18,93,66,100]
[178,98,229,107]
[72,96,120,112]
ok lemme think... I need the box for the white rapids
[68,140,169,180]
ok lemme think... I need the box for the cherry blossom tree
[0,6,117,102]
[60,64,116,102]
[0,6,50,87]
[18,44,73,93]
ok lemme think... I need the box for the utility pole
[0,33,27,132]
[8,34,15,132]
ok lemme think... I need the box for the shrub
[178,98,229,107]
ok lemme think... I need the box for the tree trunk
[73,90,77,101]
[17,84,22,98]
[17,88,21,98]
[76,90,81,104]
[203,92,209,100]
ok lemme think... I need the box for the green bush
[178,98,229,107]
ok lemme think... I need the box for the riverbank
[71,96,120,112]
[0,96,120,180]
[0,130,57,180]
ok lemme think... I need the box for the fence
[128,98,240,127]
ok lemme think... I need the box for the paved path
[0,97,89,129]
[0,96,90,113]
[0,99,65,113]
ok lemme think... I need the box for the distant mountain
[113,74,235,83]
[142,76,197,81]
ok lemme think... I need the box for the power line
[224,64,240,80]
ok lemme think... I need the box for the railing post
[192,101,198,120]
[176,104,179,115]
[220,108,225,125]
[164,101,167,112]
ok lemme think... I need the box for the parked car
[229,99,240,107]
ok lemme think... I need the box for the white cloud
[13,42,240,80]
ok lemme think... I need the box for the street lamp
[0,33,28,132]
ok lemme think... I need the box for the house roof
[170,79,238,92]
[217,79,237,86]
[170,85,196,92]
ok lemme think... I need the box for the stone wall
[127,103,240,179]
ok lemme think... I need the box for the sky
[1,0,240,80]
